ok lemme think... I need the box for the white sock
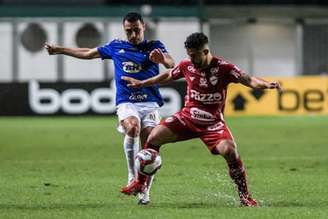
[145,175,154,197]
[139,175,154,202]
[123,135,140,183]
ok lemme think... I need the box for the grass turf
[0,116,327,218]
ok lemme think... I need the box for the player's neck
[128,38,145,45]
[199,54,213,70]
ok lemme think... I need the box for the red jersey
[169,56,242,126]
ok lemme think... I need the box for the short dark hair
[184,32,209,50]
[123,12,144,24]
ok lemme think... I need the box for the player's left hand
[149,49,165,64]
[121,76,143,88]
[269,81,283,94]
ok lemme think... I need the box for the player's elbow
[81,53,94,60]
[82,49,99,59]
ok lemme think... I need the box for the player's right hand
[121,76,143,88]
[269,81,283,94]
[44,43,58,55]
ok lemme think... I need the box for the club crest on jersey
[210,67,219,74]
[122,61,141,73]
[209,75,218,85]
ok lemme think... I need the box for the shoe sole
[138,199,150,205]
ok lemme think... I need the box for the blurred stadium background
[0,0,327,116]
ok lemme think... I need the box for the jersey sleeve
[226,64,243,84]
[169,62,184,80]
[97,41,114,60]
[152,40,168,53]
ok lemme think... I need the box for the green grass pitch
[0,116,327,218]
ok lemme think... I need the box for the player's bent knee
[213,140,237,158]
[124,121,140,137]
[210,147,221,155]
[146,125,174,147]
[126,126,139,137]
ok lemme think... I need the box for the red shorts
[160,111,234,154]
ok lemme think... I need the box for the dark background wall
[1,0,328,5]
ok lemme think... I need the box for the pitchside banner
[0,80,185,117]
[225,76,328,115]
[0,76,327,116]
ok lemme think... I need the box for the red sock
[137,172,148,184]
[227,157,249,198]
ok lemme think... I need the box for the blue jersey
[97,39,168,106]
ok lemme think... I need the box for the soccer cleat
[120,179,146,196]
[240,195,258,207]
[137,193,150,205]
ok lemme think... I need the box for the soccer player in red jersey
[120,32,282,207]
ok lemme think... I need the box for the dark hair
[123,12,144,24]
[184,32,209,50]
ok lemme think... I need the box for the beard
[192,61,202,69]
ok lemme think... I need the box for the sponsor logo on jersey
[190,107,216,122]
[129,92,148,101]
[122,61,141,73]
[190,89,223,104]
[207,121,225,131]
[209,75,218,86]
[118,49,125,53]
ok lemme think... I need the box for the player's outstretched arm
[121,71,173,88]
[44,43,100,59]
[239,72,283,93]
[149,49,175,68]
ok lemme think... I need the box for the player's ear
[203,49,209,55]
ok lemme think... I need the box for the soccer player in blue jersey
[45,12,175,205]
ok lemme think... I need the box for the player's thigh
[140,109,161,145]
[140,126,153,147]
[141,109,161,130]
[199,122,235,155]
[147,125,177,145]
[147,115,196,146]
[116,103,141,134]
